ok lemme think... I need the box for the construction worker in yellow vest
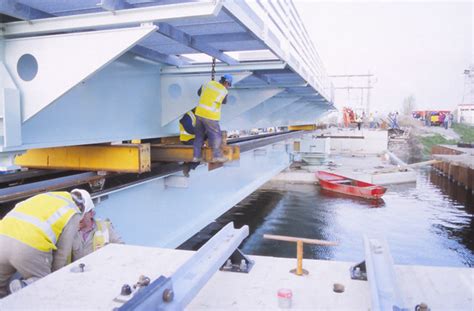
[0,189,94,297]
[193,74,233,163]
[71,208,123,261]
[179,108,197,145]
[179,108,201,177]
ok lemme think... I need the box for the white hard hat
[71,189,95,214]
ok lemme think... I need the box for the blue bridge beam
[0,0,52,20]
[130,45,189,67]
[157,22,239,65]
[0,1,193,67]
[100,0,132,11]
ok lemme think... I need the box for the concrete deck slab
[0,244,472,310]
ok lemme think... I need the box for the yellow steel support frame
[288,124,317,131]
[15,144,151,173]
[150,144,239,164]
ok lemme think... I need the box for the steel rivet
[163,288,174,302]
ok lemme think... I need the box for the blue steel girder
[155,22,239,65]
[220,88,284,123]
[96,0,245,65]
[94,141,294,248]
[224,96,301,130]
[0,1,330,103]
[0,1,185,67]
[250,97,301,125]
[0,1,243,67]
[0,0,332,102]
[3,25,158,123]
[193,32,256,43]
[130,45,189,67]
[0,1,53,20]
[160,72,259,126]
[267,101,310,126]
[18,53,172,151]
[0,1,332,154]
[252,72,274,85]
[100,0,132,11]
[285,102,328,124]
[0,62,21,148]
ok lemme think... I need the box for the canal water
[179,168,474,267]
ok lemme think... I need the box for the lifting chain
[211,57,216,81]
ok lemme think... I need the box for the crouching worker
[0,189,93,297]
[180,108,200,177]
[71,205,123,261]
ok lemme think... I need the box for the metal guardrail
[361,237,409,311]
[118,222,249,310]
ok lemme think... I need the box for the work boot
[182,164,191,178]
[212,156,228,163]
[192,157,202,163]
[9,279,26,294]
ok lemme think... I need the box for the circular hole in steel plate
[17,54,38,81]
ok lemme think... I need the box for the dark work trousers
[193,116,222,158]
[182,140,199,170]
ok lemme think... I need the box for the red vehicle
[316,171,387,200]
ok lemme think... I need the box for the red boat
[316,171,387,200]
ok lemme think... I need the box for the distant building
[457,104,474,124]
[459,65,474,124]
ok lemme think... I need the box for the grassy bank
[419,134,456,158]
[452,123,474,143]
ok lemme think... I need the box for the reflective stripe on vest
[93,220,110,251]
[179,111,196,142]
[0,192,79,251]
[195,81,228,121]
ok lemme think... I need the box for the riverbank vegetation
[452,123,474,143]
[419,134,456,158]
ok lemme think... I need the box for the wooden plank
[264,234,338,246]
[160,136,181,144]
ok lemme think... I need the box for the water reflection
[428,170,474,266]
[181,169,474,267]
[429,171,473,211]
[319,188,386,208]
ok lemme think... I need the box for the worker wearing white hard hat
[71,188,95,214]
[0,189,94,297]
[72,197,123,261]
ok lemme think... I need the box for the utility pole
[329,73,374,114]
[367,71,371,114]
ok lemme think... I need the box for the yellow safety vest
[195,81,228,121]
[0,192,80,252]
[92,219,110,251]
[179,111,196,142]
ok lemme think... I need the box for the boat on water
[316,171,387,199]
